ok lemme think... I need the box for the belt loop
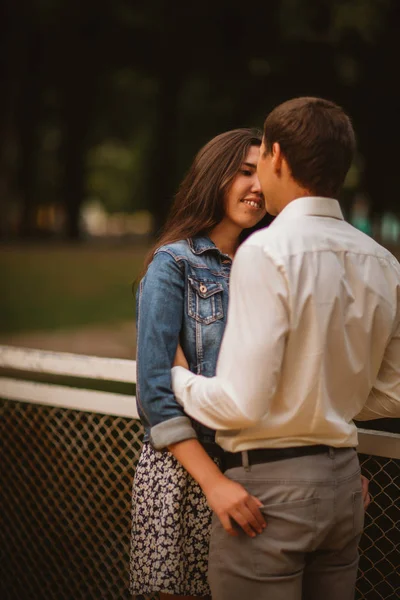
[242,450,251,471]
[329,447,335,459]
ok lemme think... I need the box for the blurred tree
[17,15,43,237]
[350,0,400,218]
[0,0,398,238]
[51,1,108,239]
[0,0,29,238]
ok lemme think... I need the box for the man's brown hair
[263,97,356,197]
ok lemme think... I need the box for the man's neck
[276,186,313,214]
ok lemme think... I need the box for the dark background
[1,0,399,239]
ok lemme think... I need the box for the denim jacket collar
[188,236,219,255]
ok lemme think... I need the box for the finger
[361,475,369,495]
[237,504,262,535]
[218,512,238,537]
[247,496,267,529]
[230,507,259,537]
[251,495,263,508]
[364,493,371,510]
[360,476,369,500]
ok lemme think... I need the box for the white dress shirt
[172,197,400,452]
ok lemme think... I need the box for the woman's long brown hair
[142,128,262,272]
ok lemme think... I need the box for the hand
[361,474,371,510]
[203,473,266,538]
[173,342,189,369]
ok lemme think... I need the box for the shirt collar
[276,197,344,222]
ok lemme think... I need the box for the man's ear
[271,142,284,174]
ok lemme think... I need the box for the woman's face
[222,145,266,231]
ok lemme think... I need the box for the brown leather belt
[223,445,353,472]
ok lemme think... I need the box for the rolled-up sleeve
[136,251,197,449]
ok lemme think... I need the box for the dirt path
[0,321,136,359]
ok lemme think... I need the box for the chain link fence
[357,454,399,599]
[1,398,398,600]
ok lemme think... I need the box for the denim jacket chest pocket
[187,277,224,324]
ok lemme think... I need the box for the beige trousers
[208,448,364,600]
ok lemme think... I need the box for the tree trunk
[59,57,96,240]
[0,0,27,238]
[18,34,42,238]
[147,73,182,236]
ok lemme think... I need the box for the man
[171,97,400,600]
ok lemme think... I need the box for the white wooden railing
[0,344,138,419]
[0,344,399,459]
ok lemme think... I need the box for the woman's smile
[241,196,264,209]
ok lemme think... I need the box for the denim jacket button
[199,284,207,294]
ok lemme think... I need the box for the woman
[130,129,268,600]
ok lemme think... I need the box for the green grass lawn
[0,243,149,334]
[1,241,399,336]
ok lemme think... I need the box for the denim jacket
[135,236,232,450]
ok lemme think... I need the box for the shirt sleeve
[136,251,197,449]
[356,317,400,420]
[172,243,290,430]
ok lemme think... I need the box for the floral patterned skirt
[130,442,219,597]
